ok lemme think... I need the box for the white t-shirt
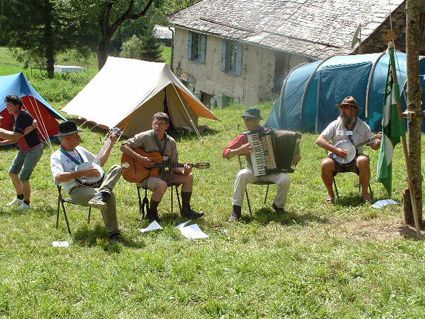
[321,117,373,154]
[50,146,96,193]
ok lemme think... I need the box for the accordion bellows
[247,130,302,177]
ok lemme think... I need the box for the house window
[200,91,213,108]
[187,32,206,64]
[221,40,243,75]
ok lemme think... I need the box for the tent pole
[171,84,201,138]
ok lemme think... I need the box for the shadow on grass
[240,207,329,226]
[398,225,425,240]
[73,224,145,252]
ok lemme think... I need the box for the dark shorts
[328,154,369,176]
[9,144,43,181]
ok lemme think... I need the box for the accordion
[246,129,302,177]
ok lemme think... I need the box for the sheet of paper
[52,241,70,248]
[179,224,208,239]
[139,221,163,233]
[371,199,398,209]
[176,220,191,230]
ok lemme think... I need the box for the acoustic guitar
[121,148,210,183]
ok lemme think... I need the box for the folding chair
[56,185,92,235]
[238,156,273,215]
[332,172,373,200]
[136,184,182,219]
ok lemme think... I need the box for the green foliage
[120,35,144,60]
[2,49,425,318]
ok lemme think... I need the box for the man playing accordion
[222,107,296,222]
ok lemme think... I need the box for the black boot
[147,200,160,222]
[181,192,204,219]
[228,205,241,222]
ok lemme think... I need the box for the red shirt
[222,134,248,157]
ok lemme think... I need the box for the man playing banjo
[50,121,122,241]
[316,96,381,204]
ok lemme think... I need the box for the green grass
[1,48,425,318]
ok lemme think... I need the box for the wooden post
[406,0,423,232]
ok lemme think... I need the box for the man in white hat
[50,121,122,241]
[316,96,381,204]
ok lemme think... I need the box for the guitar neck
[354,136,376,148]
[154,162,192,169]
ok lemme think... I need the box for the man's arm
[120,143,153,167]
[0,128,23,141]
[222,134,252,160]
[316,134,347,158]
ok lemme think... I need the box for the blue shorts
[9,145,43,181]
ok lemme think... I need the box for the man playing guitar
[120,112,204,222]
[50,121,122,241]
[316,96,381,204]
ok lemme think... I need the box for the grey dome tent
[266,51,425,133]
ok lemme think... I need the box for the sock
[23,200,30,206]
[17,194,24,200]
[149,200,159,213]
[181,192,192,210]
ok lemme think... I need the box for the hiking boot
[272,203,285,214]
[6,198,23,207]
[181,207,204,219]
[88,191,111,210]
[147,209,160,223]
[228,210,241,222]
[107,232,122,243]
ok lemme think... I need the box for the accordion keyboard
[247,133,267,176]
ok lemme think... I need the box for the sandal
[325,195,335,204]
[362,194,372,204]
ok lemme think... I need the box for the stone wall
[359,3,425,55]
[172,28,309,106]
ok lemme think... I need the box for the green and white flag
[376,50,405,197]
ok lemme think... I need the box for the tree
[0,0,96,78]
[120,35,144,59]
[140,26,164,62]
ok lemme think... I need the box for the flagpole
[387,42,421,236]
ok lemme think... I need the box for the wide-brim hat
[242,107,262,120]
[56,121,81,137]
[336,96,359,109]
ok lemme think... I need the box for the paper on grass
[176,220,191,230]
[179,224,208,239]
[371,199,398,209]
[52,241,70,248]
[139,221,163,233]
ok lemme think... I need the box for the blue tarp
[266,51,425,133]
[0,72,65,120]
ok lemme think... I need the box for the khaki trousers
[69,165,122,235]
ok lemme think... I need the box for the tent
[62,57,219,136]
[0,73,66,141]
[266,51,425,133]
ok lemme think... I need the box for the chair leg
[56,195,61,229]
[333,177,340,199]
[137,186,142,213]
[60,200,72,235]
[369,184,373,199]
[264,185,270,204]
[87,207,91,224]
[245,188,253,216]
[175,186,182,212]
[171,186,174,212]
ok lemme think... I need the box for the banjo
[75,127,123,187]
[332,133,381,165]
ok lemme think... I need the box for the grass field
[1,48,425,318]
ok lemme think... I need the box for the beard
[341,113,356,127]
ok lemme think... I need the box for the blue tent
[266,51,425,133]
[0,73,66,138]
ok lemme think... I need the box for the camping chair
[56,185,91,235]
[238,156,273,216]
[136,184,182,220]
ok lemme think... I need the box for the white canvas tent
[62,57,219,136]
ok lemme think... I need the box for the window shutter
[221,40,227,71]
[199,35,206,64]
[187,32,193,60]
[235,44,243,75]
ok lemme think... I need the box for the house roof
[169,0,404,60]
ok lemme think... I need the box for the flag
[376,52,405,197]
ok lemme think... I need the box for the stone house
[169,0,425,107]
